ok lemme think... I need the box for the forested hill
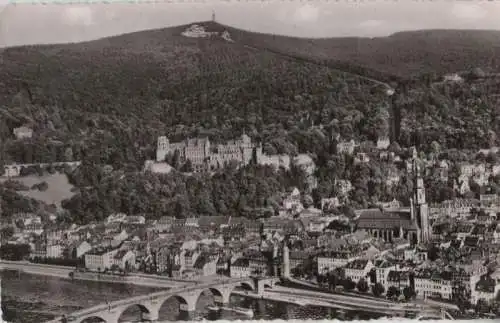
[0,21,391,169]
[223,25,500,81]
[1,21,499,168]
[1,21,500,222]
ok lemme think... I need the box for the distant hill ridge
[3,21,499,80]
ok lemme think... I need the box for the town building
[13,126,33,140]
[230,258,252,278]
[112,250,136,270]
[66,241,92,259]
[480,194,500,208]
[376,137,390,150]
[337,139,357,155]
[193,253,218,277]
[317,251,360,274]
[470,269,500,305]
[182,249,200,272]
[373,259,399,288]
[403,246,428,264]
[84,247,120,272]
[344,259,374,283]
[258,154,291,170]
[414,270,453,300]
[386,270,411,292]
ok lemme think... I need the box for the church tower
[412,158,430,244]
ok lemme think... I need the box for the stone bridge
[45,277,278,323]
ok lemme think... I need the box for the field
[0,173,75,208]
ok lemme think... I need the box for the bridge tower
[272,243,279,277]
[282,242,290,278]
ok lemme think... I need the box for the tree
[317,274,326,287]
[475,298,490,313]
[0,243,31,261]
[372,282,385,297]
[427,245,440,261]
[301,194,314,208]
[328,272,338,290]
[342,278,356,291]
[403,286,415,301]
[0,227,14,240]
[172,150,181,169]
[181,159,193,172]
[356,278,369,293]
[387,286,400,300]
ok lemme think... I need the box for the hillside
[224,26,500,81]
[0,21,390,169]
[1,21,500,222]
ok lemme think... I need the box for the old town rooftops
[357,208,417,230]
[345,259,370,270]
[415,268,453,281]
[387,270,410,281]
[232,258,250,267]
[88,245,119,256]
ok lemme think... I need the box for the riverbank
[0,261,73,279]
[72,271,190,288]
[0,260,190,289]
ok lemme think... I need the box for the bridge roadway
[45,277,276,323]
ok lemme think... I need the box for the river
[1,270,384,322]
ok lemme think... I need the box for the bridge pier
[141,308,159,322]
[214,286,233,306]
[178,310,196,321]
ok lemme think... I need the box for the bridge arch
[79,316,106,323]
[117,303,154,323]
[160,294,190,307]
[240,281,254,291]
[156,293,193,318]
[195,286,230,307]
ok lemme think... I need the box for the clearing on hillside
[0,173,75,208]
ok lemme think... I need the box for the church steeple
[412,155,430,244]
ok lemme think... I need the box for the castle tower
[282,242,290,278]
[156,136,170,162]
[412,157,430,244]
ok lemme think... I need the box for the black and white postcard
[1,1,500,322]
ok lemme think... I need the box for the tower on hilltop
[412,157,430,244]
[212,10,216,22]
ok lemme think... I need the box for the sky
[0,0,500,47]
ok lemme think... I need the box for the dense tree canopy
[1,22,500,224]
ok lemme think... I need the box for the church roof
[357,209,417,230]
